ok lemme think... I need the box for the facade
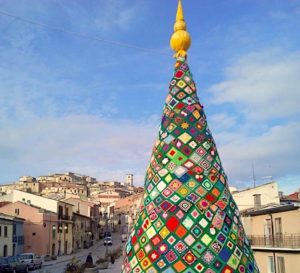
[0,202,58,256]
[232,181,280,211]
[0,183,22,196]
[95,190,124,206]
[72,213,92,250]
[18,176,40,194]
[0,190,74,255]
[242,204,300,273]
[63,198,100,241]
[114,192,144,232]
[0,213,24,257]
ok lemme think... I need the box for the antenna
[252,162,256,188]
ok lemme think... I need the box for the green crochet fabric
[121,57,260,273]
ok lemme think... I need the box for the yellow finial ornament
[170,0,191,58]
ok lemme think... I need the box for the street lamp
[58,225,62,256]
[51,225,56,256]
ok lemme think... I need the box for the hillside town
[0,171,299,272]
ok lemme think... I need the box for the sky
[0,0,299,194]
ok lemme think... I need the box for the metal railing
[248,235,300,249]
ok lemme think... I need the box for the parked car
[0,256,29,273]
[104,237,113,246]
[17,253,42,270]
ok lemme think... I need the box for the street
[32,233,123,273]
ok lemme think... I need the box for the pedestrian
[86,252,93,266]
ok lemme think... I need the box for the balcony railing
[59,215,72,221]
[249,235,300,249]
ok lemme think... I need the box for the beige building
[232,181,280,211]
[63,198,100,241]
[0,183,23,195]
[242,204,300,273]
[0,190,74,255]
[72,213,92,250]
[94,190,124,206]
[19,176,40,194]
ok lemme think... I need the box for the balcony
[59,215,73,221]
[249,235,300,249]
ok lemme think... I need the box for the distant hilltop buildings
[0,171,143,203]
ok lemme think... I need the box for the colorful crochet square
[120,56,260,273]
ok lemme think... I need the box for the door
[64,240,68,255]
[51,243,55,256]
[264,219,272,246]
[275,218,283,246]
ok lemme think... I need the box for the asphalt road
[32,233,122,273]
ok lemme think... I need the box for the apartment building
[72,212,92,250]
[0,213,24,257]
[242,203,300,273]
[63,198,100,241]
[0,202,58,256]
[232,181,280,211]
[0,190,74,255]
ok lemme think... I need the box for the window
[13,224,16,235]
[275,218,282,235]
[277,257,285,273]
[4,226,8,237]
[253,194,262,208]
[267,256,275,273]
[0,226,2,237]
[15,208,19,215]
[58,205,63,219]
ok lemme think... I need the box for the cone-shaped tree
[121,1,260,273]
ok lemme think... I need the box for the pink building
[0,201,58,256]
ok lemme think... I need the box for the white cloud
[209,49,300,120]
[215,122,300,189]
[0,115,157,184]
[209,113,236,132]
[206,48,300,192]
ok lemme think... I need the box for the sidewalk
[98,257,123,273]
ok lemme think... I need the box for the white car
[104,237,113,246]
[18,253,42,270]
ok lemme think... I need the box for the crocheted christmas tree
[121,2,260,273]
